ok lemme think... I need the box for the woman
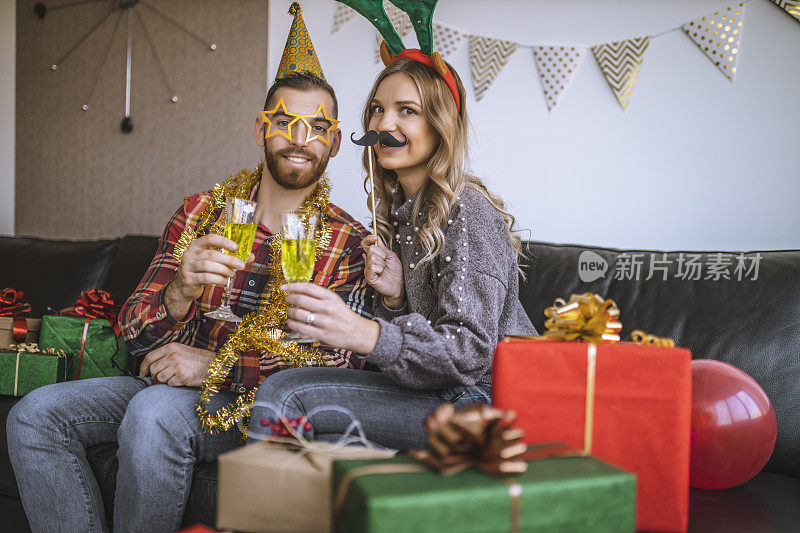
[249,57,536,449]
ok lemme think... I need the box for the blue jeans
[6,377,241,533]
[248,367,492,450]
[7,369,490,531]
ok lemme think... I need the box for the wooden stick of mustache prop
[350,131,408,237]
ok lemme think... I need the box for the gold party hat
[276,2,325,81]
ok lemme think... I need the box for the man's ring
[305,313,316,325]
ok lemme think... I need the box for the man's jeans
[7,368,490,532]
[6,377,241,533]
[248,367,492,449]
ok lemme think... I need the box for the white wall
[0,0,14,235]
[279,0,800,251]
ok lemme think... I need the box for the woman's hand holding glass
[362,235,405,310]
[281,283,380,355]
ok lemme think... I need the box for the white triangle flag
[331,4,357,35]
[532,46,586,112]
[683,3,745,82]
[592,36,651,110]
[433,23,464,57]
[469,36,518,101]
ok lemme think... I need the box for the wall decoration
[532,46,586,112]
[35,0,216,133]
[683,3,745,81]
[469,36,518,101]
[593,37,651,110]
[331,2,356,34]
[771,0,800,23]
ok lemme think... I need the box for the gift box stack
[0,287,129,397]
[217,403,637,533]
[492,294,692,532]
[215,292,690,533]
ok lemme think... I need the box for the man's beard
[264,146,330,190]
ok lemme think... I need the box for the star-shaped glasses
[260,98,340,146]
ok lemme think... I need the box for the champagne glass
[205,197,261,323]
[278,210,319,343]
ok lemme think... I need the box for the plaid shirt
[119,177,372,392]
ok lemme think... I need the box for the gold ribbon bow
[543,293,623,343]
[409,403,528,476]
[511,292,675,455]
[333,404,578,533]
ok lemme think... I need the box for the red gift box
[492,338,691,532]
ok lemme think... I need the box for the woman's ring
[305,313,316,325]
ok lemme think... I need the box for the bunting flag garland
[532,46,587,111]
[593,37,651,110]
[329,0,800,108]
[331,3,357,34]
[469,36,519,101]
[373,0,413,63]
[683,4,745,81]
[772,0,800,23]
[433,23,465,57]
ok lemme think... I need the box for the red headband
[392,49,461,112]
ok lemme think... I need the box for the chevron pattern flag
[433,23,465,57]
[373,0,413,63]
[592,36,651,110]
[683,3,745,82]
[469,36,518,101]
[771,0,800,23]
[532,46,587,111]
[331,3,356,35]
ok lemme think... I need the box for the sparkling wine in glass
[278,210,319,343]
[205,197,261,323]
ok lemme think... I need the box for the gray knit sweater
[365,186,537,389]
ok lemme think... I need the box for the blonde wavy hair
[362,58,524,267]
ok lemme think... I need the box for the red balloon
[690,360,776,489]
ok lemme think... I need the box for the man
[7,6,370,532]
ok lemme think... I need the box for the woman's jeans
[7,368,490,532]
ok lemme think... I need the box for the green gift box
[39,315,129,380]
[332,453,636,533]
[0,346,69,396]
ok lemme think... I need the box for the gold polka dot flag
[771,1,800,24]
[373,0,413,63]
[682,3,745,82]
[331,3,357,35]
[433,23,465,58]
[276,2,325,81]
[532,46,587,112]
[592,36,651,110]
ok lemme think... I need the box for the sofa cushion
[520,242,800,478]
[0,237,117,317]
[103,235,159,308]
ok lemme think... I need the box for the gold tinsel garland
[176,164,335,434]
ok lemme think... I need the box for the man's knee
[7,384,62,442]
[119,385,194,447]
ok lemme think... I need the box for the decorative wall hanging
[330,0,798,110]
[35,0,217,133]
[683,3,745,82]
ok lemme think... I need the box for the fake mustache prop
[350,130,406,237]
[350,130,408,147]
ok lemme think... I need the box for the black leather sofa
[1,235,799,532]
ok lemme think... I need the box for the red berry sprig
[258,416,313,438]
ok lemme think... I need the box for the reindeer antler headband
[334,0,461,112]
